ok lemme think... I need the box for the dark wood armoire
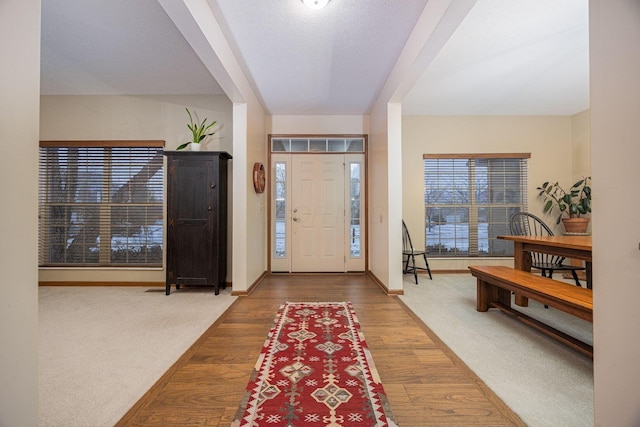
[164,151,232,295]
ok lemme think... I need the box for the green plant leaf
[176,142,190,150]
[571,179,585,189]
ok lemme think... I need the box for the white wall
[39,94,233,283]
[368,105,392,288]
[232,100,267,293]
[270,115,368,135]
[402,115,586,270]
[0,0,40,424]
[386,104,404,292]
[590,1,640,425]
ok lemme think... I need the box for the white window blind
[423,153,529,257]
[38,140,165,267]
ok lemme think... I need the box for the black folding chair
[403,220,432,284]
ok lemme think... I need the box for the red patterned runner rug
[232,301,398,427]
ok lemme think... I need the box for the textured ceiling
[40,0,589,115]
[213,0,430,115]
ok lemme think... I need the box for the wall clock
[252,162,266,193]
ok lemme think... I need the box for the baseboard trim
[39,281,233,289]
[232,271,268,296]
[268,272,366,276]
[39,281,165,287]
[366,271,404,295]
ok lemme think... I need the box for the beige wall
[40,95,232,151]
[571,109,591,181]
[402,114,590,270]
[0,0,40,424]
[590,1,640,424]
[39,94,233,284]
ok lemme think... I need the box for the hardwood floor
[116,274,525,426]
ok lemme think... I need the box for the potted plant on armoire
[165,107,231,295]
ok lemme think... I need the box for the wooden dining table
[497,234,592,289]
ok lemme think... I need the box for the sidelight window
[274,162,287,258]
[349,162,362,257]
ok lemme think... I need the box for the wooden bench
[468,265,593,358]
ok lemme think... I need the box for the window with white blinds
[38,140,165,267]
[423,153,530,257]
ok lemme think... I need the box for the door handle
[293,217,299,222]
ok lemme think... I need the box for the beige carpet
[399,273,594,427]
[38,286,236,427]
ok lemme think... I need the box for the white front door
[271,151,365,273]
[290,154,345,272]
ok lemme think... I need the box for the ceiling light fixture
[302,0,330,10]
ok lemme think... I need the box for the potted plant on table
[176,108,218,151]
[537,176,591,234]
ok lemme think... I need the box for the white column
[0,0,40,424]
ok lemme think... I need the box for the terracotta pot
[561,217,590,234]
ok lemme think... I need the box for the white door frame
[270,151,366,273]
